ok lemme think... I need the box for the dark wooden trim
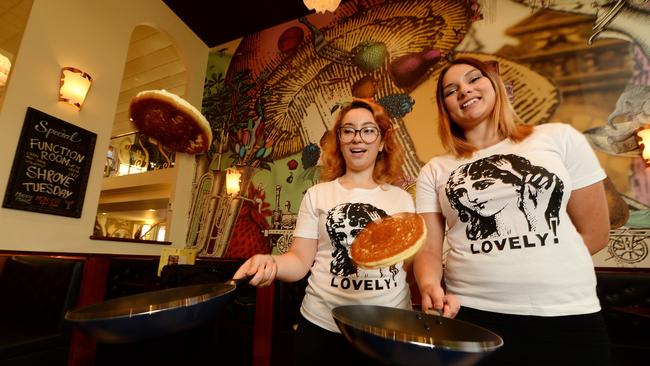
[89,235,172,245]
[595,267,650,273]
[253,283,274,366]
[0,250,159,259]
[68,257,110,366]
[0,250,246,266]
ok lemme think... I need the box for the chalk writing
[2,107,96,217]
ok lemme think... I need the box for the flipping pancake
[350,212,427,269]
[128,90,212,154]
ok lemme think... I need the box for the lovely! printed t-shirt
[294,179,414,332]
[416,123,606,316]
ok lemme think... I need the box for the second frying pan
[333,305,503,366]
[65,278,247,343]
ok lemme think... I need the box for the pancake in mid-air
[350,212,427,269]
[129,90,212,154]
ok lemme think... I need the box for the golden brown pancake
[351,212,426,269]
[129,90,212,154]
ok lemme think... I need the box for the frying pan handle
[228,275,253,287]
[423,308,443,325]
[423,308,441,316]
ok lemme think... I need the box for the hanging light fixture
[226,167,242,196]
[59,67,92,109]
[0,54,11,88]
[636,125,650,166]
[303,0,341,13]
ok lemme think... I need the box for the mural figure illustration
[607,196,650,264]
[446,154,564,240]
[585,84,650,156]
[199,1,561,261]
[326,202,392,276]
[515,1,650,156]
[608,84,650,127]
[225,0,471,177]
[516,0,650,58]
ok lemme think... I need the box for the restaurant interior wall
[198,0,649,268]
[0,0,208,254]
[93,24,188,243]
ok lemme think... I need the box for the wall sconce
[303,0,341,13]
[59,67,92,109]
[226,168,242,196]
[636,125,650,166]
[0,53,11,88]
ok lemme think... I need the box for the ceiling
[163,0,342,48]
[0,0,32,58]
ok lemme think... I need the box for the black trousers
[292,314,386,366]
[456,307,611,366]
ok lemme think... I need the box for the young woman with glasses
[233,98,455,365]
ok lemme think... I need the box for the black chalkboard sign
[2,107,97,218]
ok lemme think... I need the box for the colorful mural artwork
[189,0,650,267]
[504,0,650,267]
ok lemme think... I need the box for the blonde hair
[435,57,532,158]
[320,98,405,184]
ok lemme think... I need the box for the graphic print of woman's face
[447,160,521,217]
[446,154,565,240]
[326,202,388,276]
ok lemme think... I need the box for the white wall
[0,0,208,254]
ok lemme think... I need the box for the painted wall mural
[505,0,650,267]
[187,0,650,268]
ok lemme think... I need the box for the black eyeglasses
[338,126,381,143]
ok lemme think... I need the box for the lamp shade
[226,168,242,195]
[637,126,650,166]
[59,67,92,109]
[303,0,341,13]
[0,54,10,87]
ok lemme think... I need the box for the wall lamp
[0,53,11,88]
[59,67,92,109]
[636,125,650,167]
[303,0,341,13]
[225,167,242,196]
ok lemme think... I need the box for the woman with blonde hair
[415,57,610,365]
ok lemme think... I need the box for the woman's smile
[461,97,481,110]
[442,64,496,129]
[346,142,372,164]
[349,146,368,156]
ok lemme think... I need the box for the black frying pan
[332,305,503,366]
[65,278,247,343]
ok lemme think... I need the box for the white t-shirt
[294,178,414,332]
[416,123,606,316]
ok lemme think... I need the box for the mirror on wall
[0,0,34,107]
[92,25,187,242]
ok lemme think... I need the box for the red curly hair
[319,98,405,185]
